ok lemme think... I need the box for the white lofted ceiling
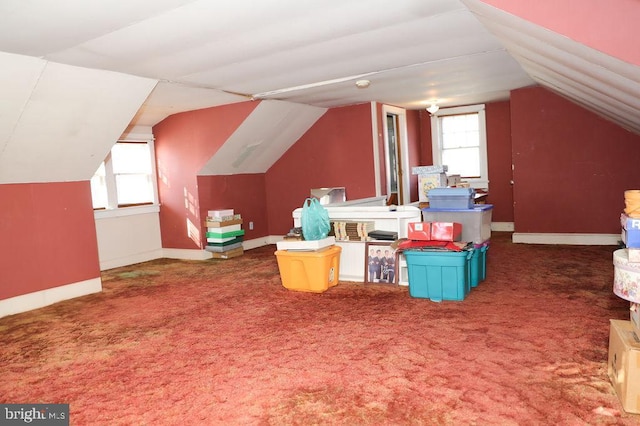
[1,0,639,183]
[0,0,536,130]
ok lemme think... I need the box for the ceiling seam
[0,59,48,158]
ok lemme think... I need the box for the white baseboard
[162,247,213,260]
[512,232,621,245]
[161,237,279,261]
[0,278,102,319]
[244,236,281,250]
[100,248,165,271]
[491,222,514,232]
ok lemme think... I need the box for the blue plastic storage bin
[427,187,475,209]
[404,249,473,302]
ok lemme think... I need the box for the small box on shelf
[418,173,448,203]
[431,222,462,242]
[621,213,640,248]
[407,222,431,241]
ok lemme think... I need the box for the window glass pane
[112,143,152,174]
[442,147,480,178]
[90,162,107,209]
[431,104,487,189]
[442,114,479,149]
[116,174,154,205]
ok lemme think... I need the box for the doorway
[381,105,409,205]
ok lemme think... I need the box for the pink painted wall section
[153,101,260,249]
[197,174,268,242]
[265,103,376,235]
[0,181,100,300]
[481,0,640,65]
[374,103,388,198]
[510,86,640,234]
[485,101,514,223]
[405,109,421,203]
[418,111,434,166]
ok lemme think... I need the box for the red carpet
[1,232,639,425]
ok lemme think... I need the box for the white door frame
[380,104,409,204]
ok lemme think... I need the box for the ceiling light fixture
[355,79,370,89]
[426,104,439,114]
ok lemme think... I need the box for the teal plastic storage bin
[480,241,489,281]
[470,242,489,287]
[405,249,473,302]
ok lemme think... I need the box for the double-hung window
[91,140,158,212]
[430,104,488,190]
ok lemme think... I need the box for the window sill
[94,204,160,220]
[463,179,489,191]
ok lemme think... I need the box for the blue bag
[301,197,331,241]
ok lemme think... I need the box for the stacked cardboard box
[609,193,640,413]
[412,165,474,208]
[615,213,640,329]
[412,165,448,205]
[608,320,640,414]
[204,209,244,259]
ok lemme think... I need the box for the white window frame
[93,138,160,219]
[430,104,489,190]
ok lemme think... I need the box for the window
[91,140,158,210]
[430,104,488,190]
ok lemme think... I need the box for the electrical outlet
[249,221,254,230]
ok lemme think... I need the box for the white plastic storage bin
[421,205,493,244]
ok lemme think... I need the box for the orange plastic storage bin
[275,245,341,293]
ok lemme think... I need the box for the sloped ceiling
[199,101,326,175]
[0,51,156,184]
[1,0,639,182]
[0,0,535,126]
[464,0,640,135]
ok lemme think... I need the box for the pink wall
[405,109,421,203]
[510,86,640,233]
[197,174,268,240]
[418,111,434,166]
[374,103,388,198]
[153,101,260,249]
[265,103,377,235]
[485,101,514,223]
[481,0,640,66]
[156,86,640,240]
[0,181,100,300]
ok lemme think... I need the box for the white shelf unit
[291,205,422,285]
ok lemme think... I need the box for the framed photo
[364,241,398,285]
